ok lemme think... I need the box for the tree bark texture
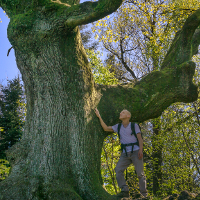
[0,1,200,199]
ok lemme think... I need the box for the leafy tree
[80,24,99,51]
[0,0,200,199]
[0,77,25,182]
[86,49,119,85]
[0,77,25,159]
[158,101,200,195]
[101,133,120,195]
[0,159,10,182]
[93,0,199,79]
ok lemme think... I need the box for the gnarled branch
[65,0,123,28]
[161,9,200,70]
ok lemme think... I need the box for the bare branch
[119,38,138,80]
[7,47,13,57]
[51,0,71,7]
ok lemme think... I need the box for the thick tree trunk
[0,18,113,199]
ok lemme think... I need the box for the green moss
[98,60,197,124]
[48,180,82,200]
[36,176,48,200]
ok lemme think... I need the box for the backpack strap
[118,123,140,156]
[117,123,122,139]
[118,122,140,141]
[121,143,138,156]
[131,122,137,139]
[131,122,143,140]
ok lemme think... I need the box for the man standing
[95,108,147,198]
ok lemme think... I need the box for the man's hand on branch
[95,108,101,118]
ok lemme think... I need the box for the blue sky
[0,8,20,86]
[0,0,88,86]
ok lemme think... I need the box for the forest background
[0,0,200,199]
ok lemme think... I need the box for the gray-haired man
[95,108,147,198]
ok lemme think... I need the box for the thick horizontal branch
[161,9,200,70]
[65,0,123,28]
[97,61,197,127]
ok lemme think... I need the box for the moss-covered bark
[0,0,199,199]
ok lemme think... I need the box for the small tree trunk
[152,119,163,196]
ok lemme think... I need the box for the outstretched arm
[95,108,114,132]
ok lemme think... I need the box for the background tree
[0,0,200,199]
[0,77,25,159]
[86,49,119,85]
[79,24,99,51]
[93,0,200,81]
[0,77,25,182]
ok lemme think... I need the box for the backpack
[117,122,142,155]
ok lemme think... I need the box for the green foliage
[0,159,10,182]
[142,99,200,196]
[0,77,25,158]
[101,133,120,195]
[0,77,25,181]
[161,102,200,194]
[86,49,119,85]
[93,0,199,81]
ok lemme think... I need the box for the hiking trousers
[115,150,147,197]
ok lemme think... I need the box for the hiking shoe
[116,191,129,198]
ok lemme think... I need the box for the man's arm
[95,108,114,132]
[137,133,143,159]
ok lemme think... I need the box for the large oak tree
[0,0,200,199]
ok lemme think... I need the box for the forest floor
[120,190,200,200]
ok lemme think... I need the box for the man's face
[119,110,130,120]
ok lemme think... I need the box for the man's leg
[131,150,148,197]
[115,152,132,192]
